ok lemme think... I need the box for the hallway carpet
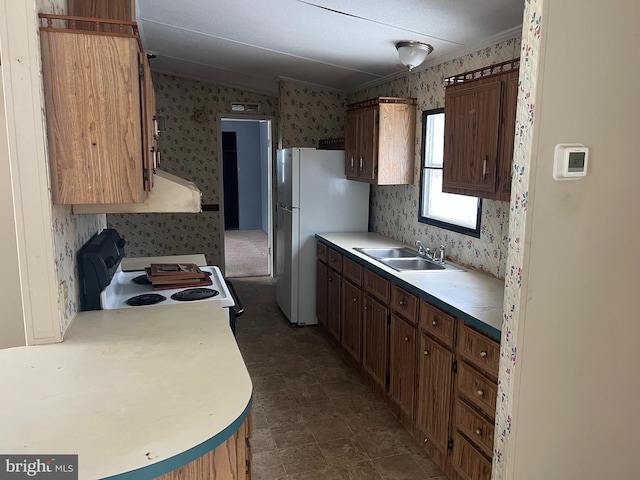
[232,276,449,480]
[225,229,269,277]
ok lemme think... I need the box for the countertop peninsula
[316,232,504,338]
[0,301,252,479]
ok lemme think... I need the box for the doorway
[219,116,274,278]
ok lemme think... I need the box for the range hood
[72,170,202,214]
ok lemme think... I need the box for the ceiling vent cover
[231,102,261,113]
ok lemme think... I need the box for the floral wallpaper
[348,37,521,278]
[493,2,541,478]
[278,81,346,148]
[107,73,278,265]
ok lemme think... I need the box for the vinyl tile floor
[232,276,450,480]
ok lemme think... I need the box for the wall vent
[231,102,261,113]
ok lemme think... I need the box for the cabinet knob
[476,389,485,397]
[350,157,354,168]
[423,438,428,443]
[423,350,429,356]
[475,428,483,436]
[364,305,369,311]
[482,155,488,178]
[359,157,363,169]
[404,336,410,342]
[353,297,358,302]
[480,350,488,358]
[432,319,438,327]
[399,300,406,306]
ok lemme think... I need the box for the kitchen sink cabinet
[443,61,519,201]
[341,279,363,362]
[344,97,416,185]
[389,313,417,419]
[39,14,157,204]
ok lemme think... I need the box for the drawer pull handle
[423,438,428,443]
[432,319,438,327]
[399,300,406,306]
[404,336,410,342]
[423,349,429,356]
[475,428,483,436]
[480,350,488,358]
[353,297,358,302]
[476,389,485,397]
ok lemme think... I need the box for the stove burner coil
[126,293,167,306]
[170,288,219,302]
[131,274,152,285]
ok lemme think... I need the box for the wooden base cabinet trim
[157,415,252,480]
[451,431,492,480]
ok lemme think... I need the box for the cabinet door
[345,111,359,177]
[415,332,453,451]
[326,268,342,341]
[389,314,417,418]
[451,431,492,480]
[498,71,519,200]
[443,81,501,193]
[358,107,378,180]
[362,294,389,389]
[139,52,156,191]
[316,260,328,328]
[341,280,362,362]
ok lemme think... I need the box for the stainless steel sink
[354,247,464,272]
[354,247,418,259]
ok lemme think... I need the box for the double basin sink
[354,247,464,272]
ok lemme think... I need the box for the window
[418,109,481,237]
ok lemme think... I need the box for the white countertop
[317,232,504,338]
[0,302,252,479]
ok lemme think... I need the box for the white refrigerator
[276,147,370,325]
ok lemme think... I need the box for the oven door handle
[226,280,245,317]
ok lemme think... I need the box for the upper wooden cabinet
[443,60,519,201]
[39,14,156,204]
[344,97,416,185]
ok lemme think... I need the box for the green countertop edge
[102,396,253,480]
[316,235,502,340]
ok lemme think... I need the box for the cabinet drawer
[457,361,497,419]
[343,257,363,286]
[458,323,500,379]
[454,398,495,458]
[317,242,327,263]
[390,284,418,325]
[364,269,390,303]
[451,431,492,480]
[327,247,342,272]
[419,300,456,348]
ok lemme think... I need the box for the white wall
[509,1,640,478]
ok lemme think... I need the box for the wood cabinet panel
[415,332,453,451]
[40,31,146,204]
[342,256,363,286]
[316,242,327,263]
[358,107,378,181]
[344,110,359,177]
[456,361,498,419]
[68,0,135,32]
[443,80,501,193]
[341,280,362,362]
[451,430,492,480]
[498,70,519,200]
[316,260,328,328]
[364,269,390,303]
[390,284,418,325]
[457,323,500,379]
[326,268,342,341]
[327,247,343,273]
[389,314,417,418]
[362,294,389,389]
[454,398,495,458]
[419,300,456,348]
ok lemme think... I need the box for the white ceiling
[136,0,524,96]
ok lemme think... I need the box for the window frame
[418,108,482,238]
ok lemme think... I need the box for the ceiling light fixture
[396,41,433,71]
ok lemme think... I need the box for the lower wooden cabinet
[389,314,417,419]
[451,430,492,480]
[415,330,453,452]
[315,260,328,328]
[158,414,252,480]
[326,268,342,341]
[341,279,362,362]
[362,294,389,390]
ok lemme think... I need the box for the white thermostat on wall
[553,144,589,180]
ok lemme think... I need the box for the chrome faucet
[415,240,429,257]
[436,245,445,264]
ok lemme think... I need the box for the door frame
[217,114,275,277]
